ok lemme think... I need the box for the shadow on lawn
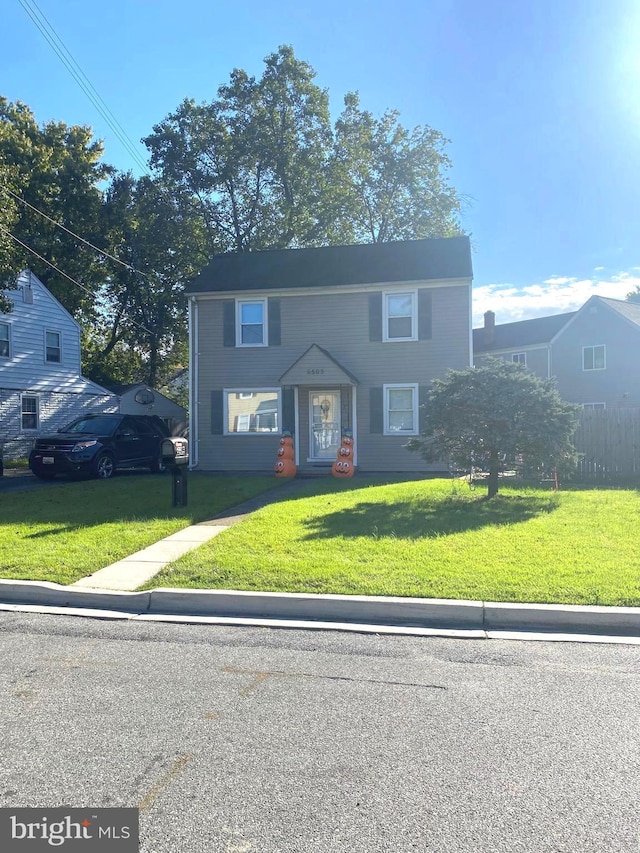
[301,493,559,541]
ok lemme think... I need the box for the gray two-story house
[474,295,640,409]
[0,271,116,458]
[185,236,473,473]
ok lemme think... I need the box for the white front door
[309,391,341,460]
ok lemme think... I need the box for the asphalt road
[1,612,639,853]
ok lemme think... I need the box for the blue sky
[3,0,639,325]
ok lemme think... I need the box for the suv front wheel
[93,452,115,479]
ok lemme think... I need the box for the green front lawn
[144,478,640,606]
[0,474,283,585]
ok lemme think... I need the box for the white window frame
[583,345,606,371]
[383,383,419,436]
[45,328,62,364]
[511,352,527,365]
[236,299,268,348]
[382,290,417,343]
[583,402,606,411]
[0,321,10,358]
[223,387,281,436]
[21,394,39,431]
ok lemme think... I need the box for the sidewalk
[71,477,310,591]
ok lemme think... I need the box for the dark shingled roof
[185,236,472,294]
[473,311,576,353]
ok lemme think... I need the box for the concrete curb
[1,579,640,640]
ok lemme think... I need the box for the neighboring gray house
[0,271,116,458]
[185,236,473,473]
[474,295,640,409]
[108,383,187,434]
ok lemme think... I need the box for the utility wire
[18,0,149,174]
[0,225,153,336]
[2,184,157,282]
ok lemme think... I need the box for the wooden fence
[573,408,640,480]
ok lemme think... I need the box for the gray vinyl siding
[475,346,549,379]
[195,283,470,472]
[551,306,640,408]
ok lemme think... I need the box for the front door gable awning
[279,344,358,386]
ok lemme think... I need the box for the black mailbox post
[161,437,189,507]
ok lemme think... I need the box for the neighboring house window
[583,345,605,370]
[383,384,419,435]
[583,402,606,411]
[0,322,9,358]
[383,291,417,342]
[236,300,267,347]
[45,329,62,363]
[21,395,39,430]
[512,352,526,365]
[224,388,281,434]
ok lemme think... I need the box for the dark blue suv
[29,414,170,480]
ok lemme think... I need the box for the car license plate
[43,456,54,464]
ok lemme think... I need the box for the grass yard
[144,478,640,606]
[0,474,283,585]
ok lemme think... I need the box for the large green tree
[331,92,461,242]
[407,360,580,498]
[0,97,111,317]
[144,46,462,253]
[144,46,334,253]
[83,173,204,388]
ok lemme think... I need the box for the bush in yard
[406,359,581,498]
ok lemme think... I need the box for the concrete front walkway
[71,524,229,590]
[71,477,310,591]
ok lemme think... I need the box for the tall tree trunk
[487,450,500,499]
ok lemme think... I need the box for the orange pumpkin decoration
[341,434,354,448]
[331,458,354,478]
[277,444,294,461]
[275,457,296,477]
[338,445,352,459]
[274,431,296,477]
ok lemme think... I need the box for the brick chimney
[484,310,495,346]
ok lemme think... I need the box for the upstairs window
[0,322,9,358]
[383,292,417,342]
[583,345,605,371]
[236,300,267,347]
[512,352,526,365]
[45,329,61,363]
[583,402,606,411]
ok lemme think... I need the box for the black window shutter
[282,386,295,434]
[369,386,383,434]
[211,390,224,434]
[223,300,235,347]
[369,293,382,342]
[418,290,432,340]
[268,298,281,346]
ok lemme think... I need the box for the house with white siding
[185,236,473,473]
[0,271,116,458]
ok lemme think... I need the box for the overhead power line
[18,0,149,174]
[1,184,156,283]
[0,225,153,336]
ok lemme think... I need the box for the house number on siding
[307,368,325,375]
